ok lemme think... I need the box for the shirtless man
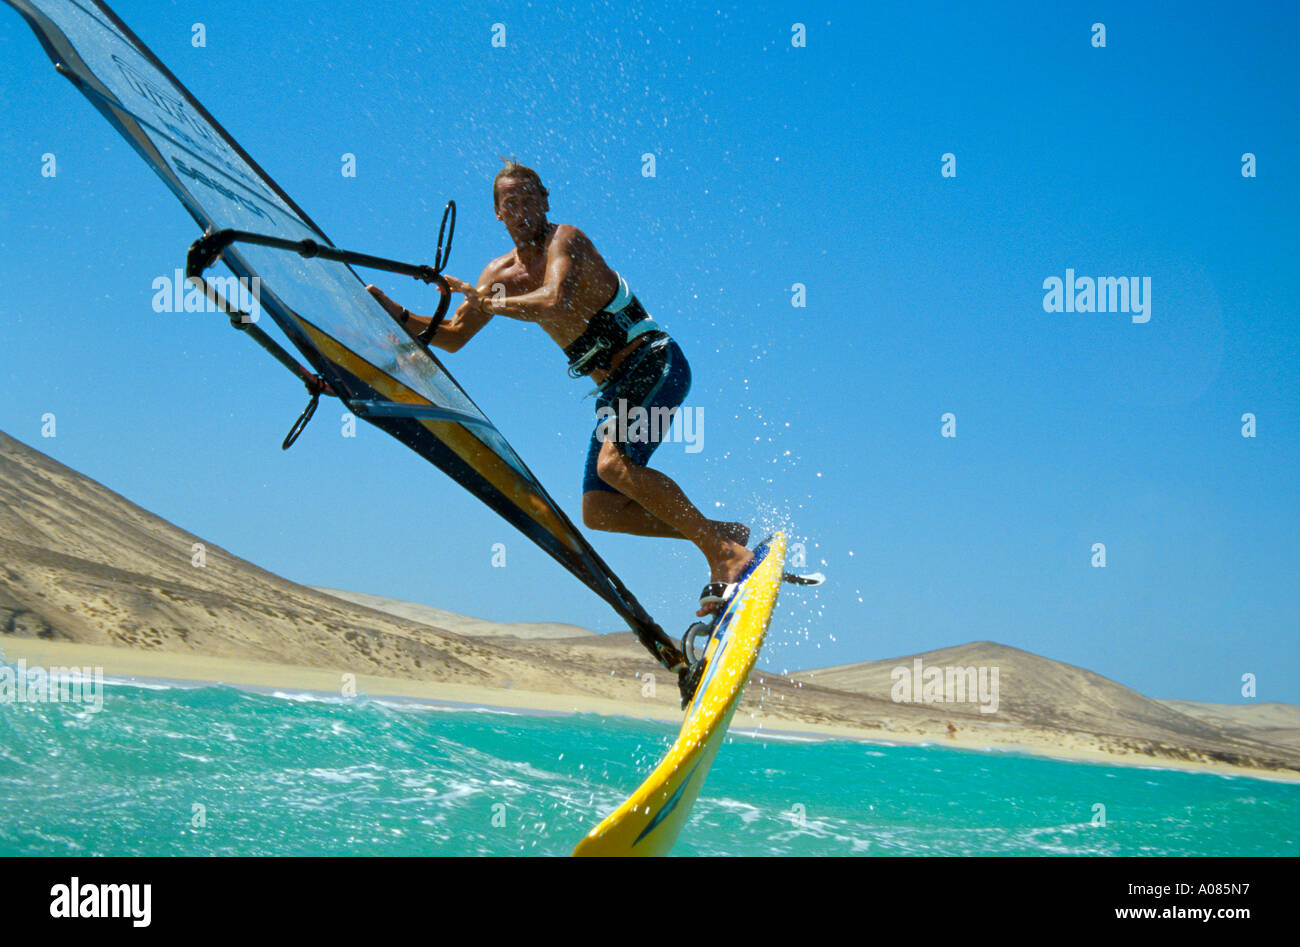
[366,161,752,616]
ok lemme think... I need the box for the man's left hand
[443,275,485,311]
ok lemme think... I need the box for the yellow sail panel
[301,322,581,553]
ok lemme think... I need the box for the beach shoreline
[7,638,1297,785]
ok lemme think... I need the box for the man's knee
[582,490,618,530]
[595,442,631,489]
[584,490,639,530]
[581,493,602,530]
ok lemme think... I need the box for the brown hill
[0,430,630,700]
[790,644,1300,772]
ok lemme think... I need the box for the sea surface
[1,667,1296,857]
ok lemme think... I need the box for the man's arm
[454,226,585,323]
[366,259,500,352]
[423,297,492,352]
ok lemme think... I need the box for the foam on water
[0,669,1296,856]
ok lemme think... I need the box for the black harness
[564,294,655,377]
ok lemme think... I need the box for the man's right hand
[365,285,404,324]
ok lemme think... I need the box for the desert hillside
[3,429,1298,780]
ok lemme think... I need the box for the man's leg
[581,338,749,613]
[592,439,752,616]
[582,490,749,544]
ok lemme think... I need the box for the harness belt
[564,275,664,377]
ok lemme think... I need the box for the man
[366,161,751,616]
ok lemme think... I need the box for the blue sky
[1,0,1297,703]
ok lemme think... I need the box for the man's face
[495,177,548,241]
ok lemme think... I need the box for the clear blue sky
[1,0,1297,703]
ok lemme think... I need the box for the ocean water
[1,670,1296,857]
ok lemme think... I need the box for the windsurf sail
[5,0,686,671]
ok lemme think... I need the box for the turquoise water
[1,671,1296,856]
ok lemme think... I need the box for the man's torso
[485,225,647,383]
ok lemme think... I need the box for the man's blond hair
[493,158,547,204]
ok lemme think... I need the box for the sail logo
[112,52,216,151]
[890,658,1000,713]
[172,157,273,220]
[112,50,275,211]
[1042,269,1151,323]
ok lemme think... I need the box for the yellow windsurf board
[572,532,785,856]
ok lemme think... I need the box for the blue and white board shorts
[582,336,691,495]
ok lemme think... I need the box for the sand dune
[789,645,1300,772]
[1159,700,1300,750]
[309,587,596,640]
[2,429,1298,782]
[794,643,1234,743]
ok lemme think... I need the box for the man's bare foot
[714,521,750,546]
[696,538,755,617]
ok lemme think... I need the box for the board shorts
[582,335,691,495]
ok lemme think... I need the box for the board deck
[572,532,786,856]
